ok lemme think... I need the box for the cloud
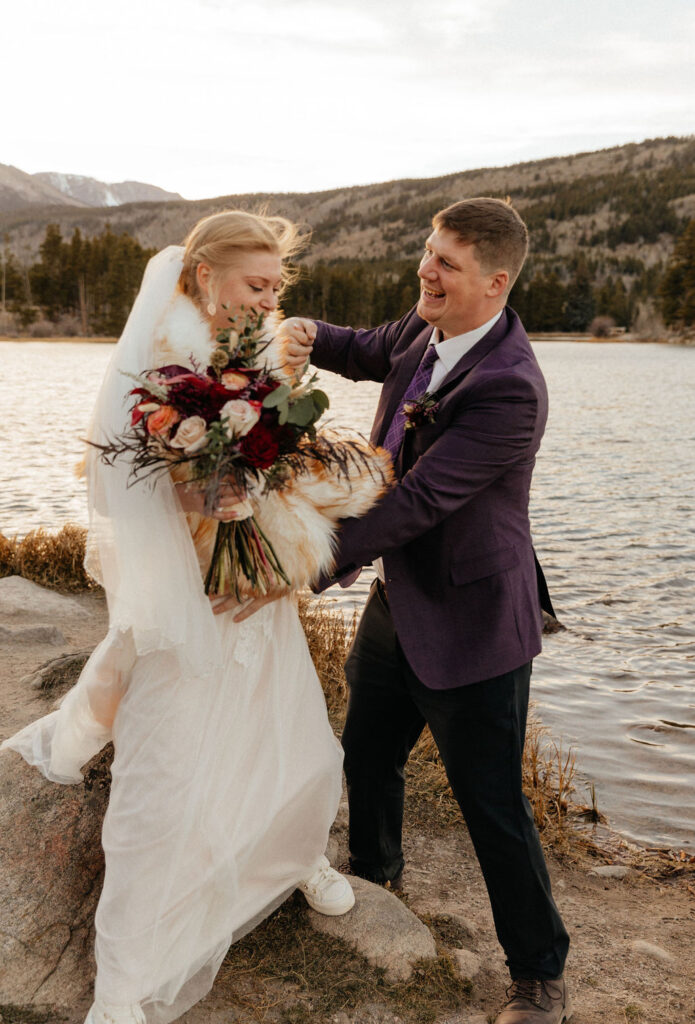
[3,0,694,198]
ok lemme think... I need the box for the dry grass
[3,527,578,844]
[297,594,355,729]
[0,1006,64,1024]
[297,594,578,846]
[0,531,16,577]
[219,891,471,1024]
[0,524,99,592]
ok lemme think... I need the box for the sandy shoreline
[1,581,694,1023]
[0,335,118,344]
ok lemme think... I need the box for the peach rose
[146,404,179,437]
[221,369,249,390]
[170,415,208,454]
[220,399,261,438]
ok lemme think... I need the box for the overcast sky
[5,0,694,199]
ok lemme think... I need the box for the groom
[278,197,571,1024]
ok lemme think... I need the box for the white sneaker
[85,1000,146,1024]
[297,855,355,915]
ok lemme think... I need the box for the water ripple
[1,339,694,851]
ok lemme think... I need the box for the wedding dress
[1,247,351,1023]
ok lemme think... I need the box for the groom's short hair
[433,198,528,292]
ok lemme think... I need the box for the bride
[1,210,390,1024]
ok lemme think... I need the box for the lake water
[1,339,694,853]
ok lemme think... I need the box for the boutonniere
[403,392,440,430]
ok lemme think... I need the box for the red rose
[239,422,281,469]
[251,376,282,401]
[169,375,230,422]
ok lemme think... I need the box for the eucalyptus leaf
[286,396,316,426]
[262,384,292,408]
[312,390,330,413]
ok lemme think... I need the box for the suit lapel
[373,307,519,453]
[431,308,512,400]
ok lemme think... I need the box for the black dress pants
[342,580,569,980]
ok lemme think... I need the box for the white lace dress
[4,597,343,1023]
[1,250,344,1023]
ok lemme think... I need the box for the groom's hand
[278,317,317,370]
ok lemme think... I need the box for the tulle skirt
[3,597,343,1023]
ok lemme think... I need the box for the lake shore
[0,331,690,345]
[0,334,118,344]
[3,338,694,854]
[1,577,693,1024]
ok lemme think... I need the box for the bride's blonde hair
[180,209,305,302]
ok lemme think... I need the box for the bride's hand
[278,317,317,370]
[210,588,287,620]
[175,481,248,521]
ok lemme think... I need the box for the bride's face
[198,250,283,331]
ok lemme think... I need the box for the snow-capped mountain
[0,163,83,212]
[0,163,182,213]
[33,172,182,207]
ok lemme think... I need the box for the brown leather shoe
[495,977,572,1023]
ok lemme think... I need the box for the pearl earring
[207,301,216,317]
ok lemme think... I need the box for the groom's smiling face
[416,227,508,339]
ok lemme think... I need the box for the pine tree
[660,219,695,326]
[563,259,595,331]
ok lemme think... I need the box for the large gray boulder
[0,745,111,1014]
[307,875,437,982]
[0,576,88,621]
[0,623,66,644]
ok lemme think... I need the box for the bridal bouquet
[95,311,374,599]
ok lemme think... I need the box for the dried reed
[297,595,577,843]
[220,891,471,1024]
[0,531,16,577]
[297,594,355,729]
[2,525,578,842]
[0,525,99,593]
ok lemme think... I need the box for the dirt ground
[1,590,694,1024]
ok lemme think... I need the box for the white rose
[220,399,261,438]
[170,415,208,454]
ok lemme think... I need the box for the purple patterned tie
[337,344,438,591]
[382,344,439,458]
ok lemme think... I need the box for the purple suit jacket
[312,306,548,689]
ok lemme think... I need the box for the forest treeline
[1,215,694,337]
[0,225,156,336]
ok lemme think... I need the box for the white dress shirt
[372,310,503,582]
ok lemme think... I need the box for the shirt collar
[428,309,503,375]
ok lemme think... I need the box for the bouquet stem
[204,516,291,601]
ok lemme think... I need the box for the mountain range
[2,136,693,287]
[0,163,181,213]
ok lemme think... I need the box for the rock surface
[0,575,88,620]
[451,948,481,980]
[0,744,112,1013]
[0,623,66,644]
[630,939,676,964]
[589,864,630,879]
[307,876,437,982]
[438,1015,489,1024]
